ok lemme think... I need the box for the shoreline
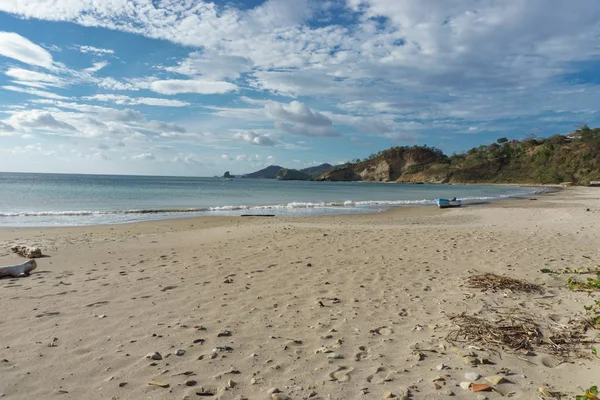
[0,183,548,229]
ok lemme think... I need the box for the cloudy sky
[1,0,599,176]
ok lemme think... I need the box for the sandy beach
[1,188,599,400]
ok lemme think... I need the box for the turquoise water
[0,172,541,227]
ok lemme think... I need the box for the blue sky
[1,0,599,176]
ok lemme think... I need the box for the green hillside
[319,126,600,185]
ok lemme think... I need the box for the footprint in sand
[366,366,396,384]
[328,366,354,382]
[354,346,369,361]
[370,326,394,336]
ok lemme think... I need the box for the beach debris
[118,382,127,388]
[175,349,185,356]
[212,346,233,353]
[0,259,37,278]
[217,330,232,337]
[460,382,472,390]
[227,380,236,388]
[466,273,542,293]
[383,392,394,398]
[471,384,491,392]
[484,375,506,385]
[148,381,169,388]
[326,353,344,359]
[271,394,290,400]
[436,363,447,370]
[10,245,42,258]
[448,312,543,351]
[448,309,592,359]
[185,380,197,386]
[146,352,162,360]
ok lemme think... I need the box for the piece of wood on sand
[0,259,37,278]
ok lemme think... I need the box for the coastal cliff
[317,146,448,183]
[318,126,600,185]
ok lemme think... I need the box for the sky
[0,1,600,177]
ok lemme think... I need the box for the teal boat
[435,197,462,208]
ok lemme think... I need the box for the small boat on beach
[435,197,462,208]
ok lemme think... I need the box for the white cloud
[266,101,332,127]
[0,31,54,69]
[133,153,155,160]
[234,131,276,146]
[5,68,64,88]
[98,77,139,91]
[147,120,186,134]
[84,94,190,107]
[150,79,238,95]
[0,121,16,134]
[274,121,340,137]
[165,51,252,80]
[9,110,76,131]
[2,85,68,99]
[78,45,114,56]
[84,61,109,73]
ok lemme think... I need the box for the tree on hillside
[497,137,508,144]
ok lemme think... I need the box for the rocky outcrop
[223,171,234,178]
[317,147,450,182]
[276,169,312,181]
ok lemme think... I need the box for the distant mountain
[276,168,312,181]
[299,163,333,179]
[243,163,335,180]
[242,165,283,179]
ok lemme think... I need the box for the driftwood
[0,260,37,278]
[11,245,42,258]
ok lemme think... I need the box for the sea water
[0,172,542,227]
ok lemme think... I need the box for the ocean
[0,172,542,227]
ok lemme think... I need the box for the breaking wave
[0,194,521,218]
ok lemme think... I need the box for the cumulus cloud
[147,120,186,134]
[0,121,16,134]
[0,31,54,69]
[266,101,332,127]
[274,121,340,137]
[150,79,238,95]
[9,110,76,131]
[234,131,276,146]
[165,52,252,80]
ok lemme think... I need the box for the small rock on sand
[146,352,162,360]
[465,372,480,381]
[175,349,185,356]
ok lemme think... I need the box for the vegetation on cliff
[318,126,600,185]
